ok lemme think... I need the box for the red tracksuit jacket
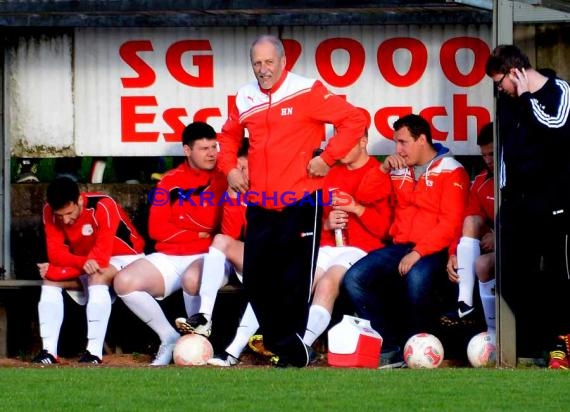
[218,70,367,209]
[43,192,145,281]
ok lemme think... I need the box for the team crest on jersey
[81,224,94,236]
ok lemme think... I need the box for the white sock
[86,285,112,359]
[226,303,259,359]
[38,285,64,356]
[456,236,480,307]
[119,291,179,344]
[479,279,496,332]
[303,304,331,347]
[199,247,228,320]
[183,292,201,318]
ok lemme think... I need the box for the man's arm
[85,197,122,271]
[413,167,470,257]
[307,81,368,166]
[43,204,87,269]
[218,103,249,193]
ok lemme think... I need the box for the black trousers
[243,192,322,367]
[500,190,570,355]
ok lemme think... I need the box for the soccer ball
[467,331,496,368]
[403,333,444,369]
[173,334,214,366]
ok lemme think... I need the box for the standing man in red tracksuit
[114,121,227,366]
[217,34,367,367]
[33,177,145,365]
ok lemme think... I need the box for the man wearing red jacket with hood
[32,177,145,365]
[114,121,226,366]
[217,34,367,367]
[343,114,470,368]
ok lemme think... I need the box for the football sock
[226,303,259,359]
[183,292,201,318]
[457,236,480,308]
[120,291,179,344]
[303,304,331,346]
[199,247,229,320]
[38,285,64,356]
[479,279,496,331]
[86,285,112,359]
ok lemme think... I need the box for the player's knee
[113,269,138,295]
[211,234,231,253]
[462,215,485,238]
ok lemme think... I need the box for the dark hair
[237,137,250,158]
[477,122,493,146]
[393,114,433,145]
[485,44,531,77]
[182,121,217,147]
[46,176,80,210]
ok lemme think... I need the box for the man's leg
[244,196,322,367]
[476,253,496,333]
[342,244,409,351]
[114,256,181,365]
[455,216,486,317]
[304,248,366,347]
[404,249,448,335]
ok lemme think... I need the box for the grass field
[1,366,569,411]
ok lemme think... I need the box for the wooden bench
[0,278,243,358]
[0,280,43,357]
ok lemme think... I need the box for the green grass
[1,367,569,411]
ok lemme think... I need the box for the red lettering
[121,96,159,142]
[419,106,448,141]
[165,40,213,87]
[378,38,427,87]
[194,108,222,123]
[120,40,156,88]
[374,107,412,138]
[440,37,490,87]
[452,94,491,141]
[316,38,364,87]
[162,108,189,142]
[282,39,302,70]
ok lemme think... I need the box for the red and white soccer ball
[403,333,444,369]
[467,331,496,368]
[173,334,214,366]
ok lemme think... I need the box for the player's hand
[37,262,49,279]
[83,259,101,275]
[398,251,421,276]
[512,68,529,96]
[228,167,249,194]
[480,232,495,252]
[326,209,348,230]
[332,190,364,216]
[307,156,330,178]
[381,154,407,173]
[198,232,211,239]
[447,255,459,282]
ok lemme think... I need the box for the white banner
[11,25,494,157]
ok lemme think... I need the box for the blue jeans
[342,243,447,350]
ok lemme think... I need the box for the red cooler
[327,315,383,368]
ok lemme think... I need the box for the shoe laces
[549,350,567,361]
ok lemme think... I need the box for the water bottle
[334,227,348,247]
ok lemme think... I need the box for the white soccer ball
[403,333,444,369]
[173,334,214,366]
[467,331,496,368]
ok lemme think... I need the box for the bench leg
[0,305,7,358]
